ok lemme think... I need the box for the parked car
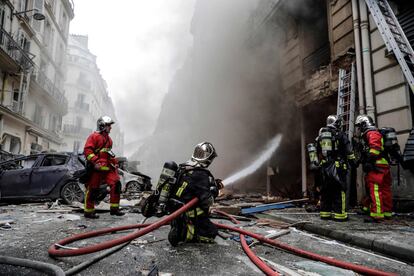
[76,155,152,199]
[0,153,85,204]
[119,168,152,197]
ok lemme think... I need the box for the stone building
[0,0,73,155]
[61,34,124,156]
[252,0,414,205]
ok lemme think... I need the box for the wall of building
[367,2,414,200]
[62,35,124,155]
[328,0,354,59]
[0,0,73,155]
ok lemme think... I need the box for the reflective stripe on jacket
[83,132,113,169]
[365,130,389,167]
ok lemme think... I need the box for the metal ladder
[337,63,356,141]
[365,0,414,93]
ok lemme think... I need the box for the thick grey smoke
[134,0,301,195]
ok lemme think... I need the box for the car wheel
[125,181,141,198]
[61,182,84,205]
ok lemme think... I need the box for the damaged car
[0,153,85,204]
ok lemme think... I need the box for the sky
[69,0,196,146]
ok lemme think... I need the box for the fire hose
[48,198,198,257]
[48,198,396,276]
[214,221,396,276]
[214,210,279,276]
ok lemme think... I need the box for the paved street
[1,204,413,275]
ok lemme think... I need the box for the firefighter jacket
[171,166,218,217]
[84,131,116,171]
[362,129,389,168]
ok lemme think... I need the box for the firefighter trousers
[320,165,347,221]
[84,170,121,214]
[169,208,218,245]
[365,167,392,219]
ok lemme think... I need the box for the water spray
[223,134,283,186]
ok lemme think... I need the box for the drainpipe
[352,0,365,114]
[300,110,307,197]
[359,0,375,119]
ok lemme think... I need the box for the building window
[34,104,44,127]
[75,116,83,128]
[77,72,91,89]
[1,134,22,154]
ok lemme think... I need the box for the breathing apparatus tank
[318,127,333,158]
[306,143,319,170]
[155,161,179,216]
[141,161,179,218]
[380,127,402,164]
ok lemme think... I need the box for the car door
[0,156,39,198]
[30,155,69,195]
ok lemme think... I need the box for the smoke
[134,0,301,194]
[223,134,283,185]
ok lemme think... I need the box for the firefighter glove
[210,185,219,198]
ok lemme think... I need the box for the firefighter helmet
[97,116,115,132]
[355,114,375,134]
[326,114,342,129]
[191,142,217,168]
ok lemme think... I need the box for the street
[1,203,413,275]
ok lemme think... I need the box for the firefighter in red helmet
[83,116,124,218]
[355,114,392,222]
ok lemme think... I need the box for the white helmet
[326,114,342,129]
[355,114,375,135]
[97,116,115,132]
[191,142,217,168]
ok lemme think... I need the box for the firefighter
[83,116,124,219]
[167,142,223,246]
[317,115,356,221]
[355,114,392,222]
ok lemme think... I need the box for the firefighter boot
[84,212,99,219]
[110,208,125,216]
[168,218,186,247]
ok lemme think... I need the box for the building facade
[62,34,124,156]
[0,0,73,155]
[251,0,414,203]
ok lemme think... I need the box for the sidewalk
[257,208,414,264]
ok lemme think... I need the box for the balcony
[31,70,68,113]
[63,124,91,137]
[0,27,34,72]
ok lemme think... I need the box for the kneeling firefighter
[142,142,223,246]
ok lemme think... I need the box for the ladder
[365,0,414,93]
[337,63,356,141]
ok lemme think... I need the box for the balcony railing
[302,43,330,77]
[0,27,34,70]
[32,70,68,110]
[63,124,91,136]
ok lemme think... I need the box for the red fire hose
[48,198,198,257]
[48,198,397,276]
[215,221,397,276]
[214,210,279,276]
